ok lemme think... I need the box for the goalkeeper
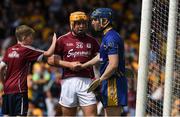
[81,8,128,116]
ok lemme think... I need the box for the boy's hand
[52,33,57,43]
[43,33,57,57]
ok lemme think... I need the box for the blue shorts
[100,75,128,108]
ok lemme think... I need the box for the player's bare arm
[81,53,100,69]
[47,55,61,66]
[99,54,119,82]
[44,33,57,57]
[87,54,119,93]
[0,62,7,83]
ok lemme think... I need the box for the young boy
[0,25,56,116]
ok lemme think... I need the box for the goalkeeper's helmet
[70,11,88,30]
[91,8,113,31]
[91,8,113,23]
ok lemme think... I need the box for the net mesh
[146,0,169,116]
[145,0,180,116]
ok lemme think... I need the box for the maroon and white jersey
[1,44,43,94]
[55,32,99,79]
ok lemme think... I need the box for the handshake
[47,55,86,71]
[48,55,101,93]
[67,61,84,71]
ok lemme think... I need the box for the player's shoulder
[86,34,96,40]
[86,34,99,45]
[86,34,99,44]
[3,44,27,57]
[21,45,43,53]
[6,44,20,51]
[57,32,71,41]
[108,29,120,37]
[105,29,122,41]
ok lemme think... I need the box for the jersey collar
[103,26,113,35]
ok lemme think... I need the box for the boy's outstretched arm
[44,33,57,57]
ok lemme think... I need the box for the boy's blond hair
[15,25,35,42]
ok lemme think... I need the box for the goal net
[145,0,179,116]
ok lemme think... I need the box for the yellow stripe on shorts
[107,77,118,106]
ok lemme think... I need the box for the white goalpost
[135,0,152,116]
[163,0,178,116]
[136,0,179,116]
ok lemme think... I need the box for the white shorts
[59,77,97,107]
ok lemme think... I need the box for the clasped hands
[69,61,84,71]
[47,55,84,71]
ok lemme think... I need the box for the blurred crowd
[0,0,141,116]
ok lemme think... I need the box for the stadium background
[0,0,141,116]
